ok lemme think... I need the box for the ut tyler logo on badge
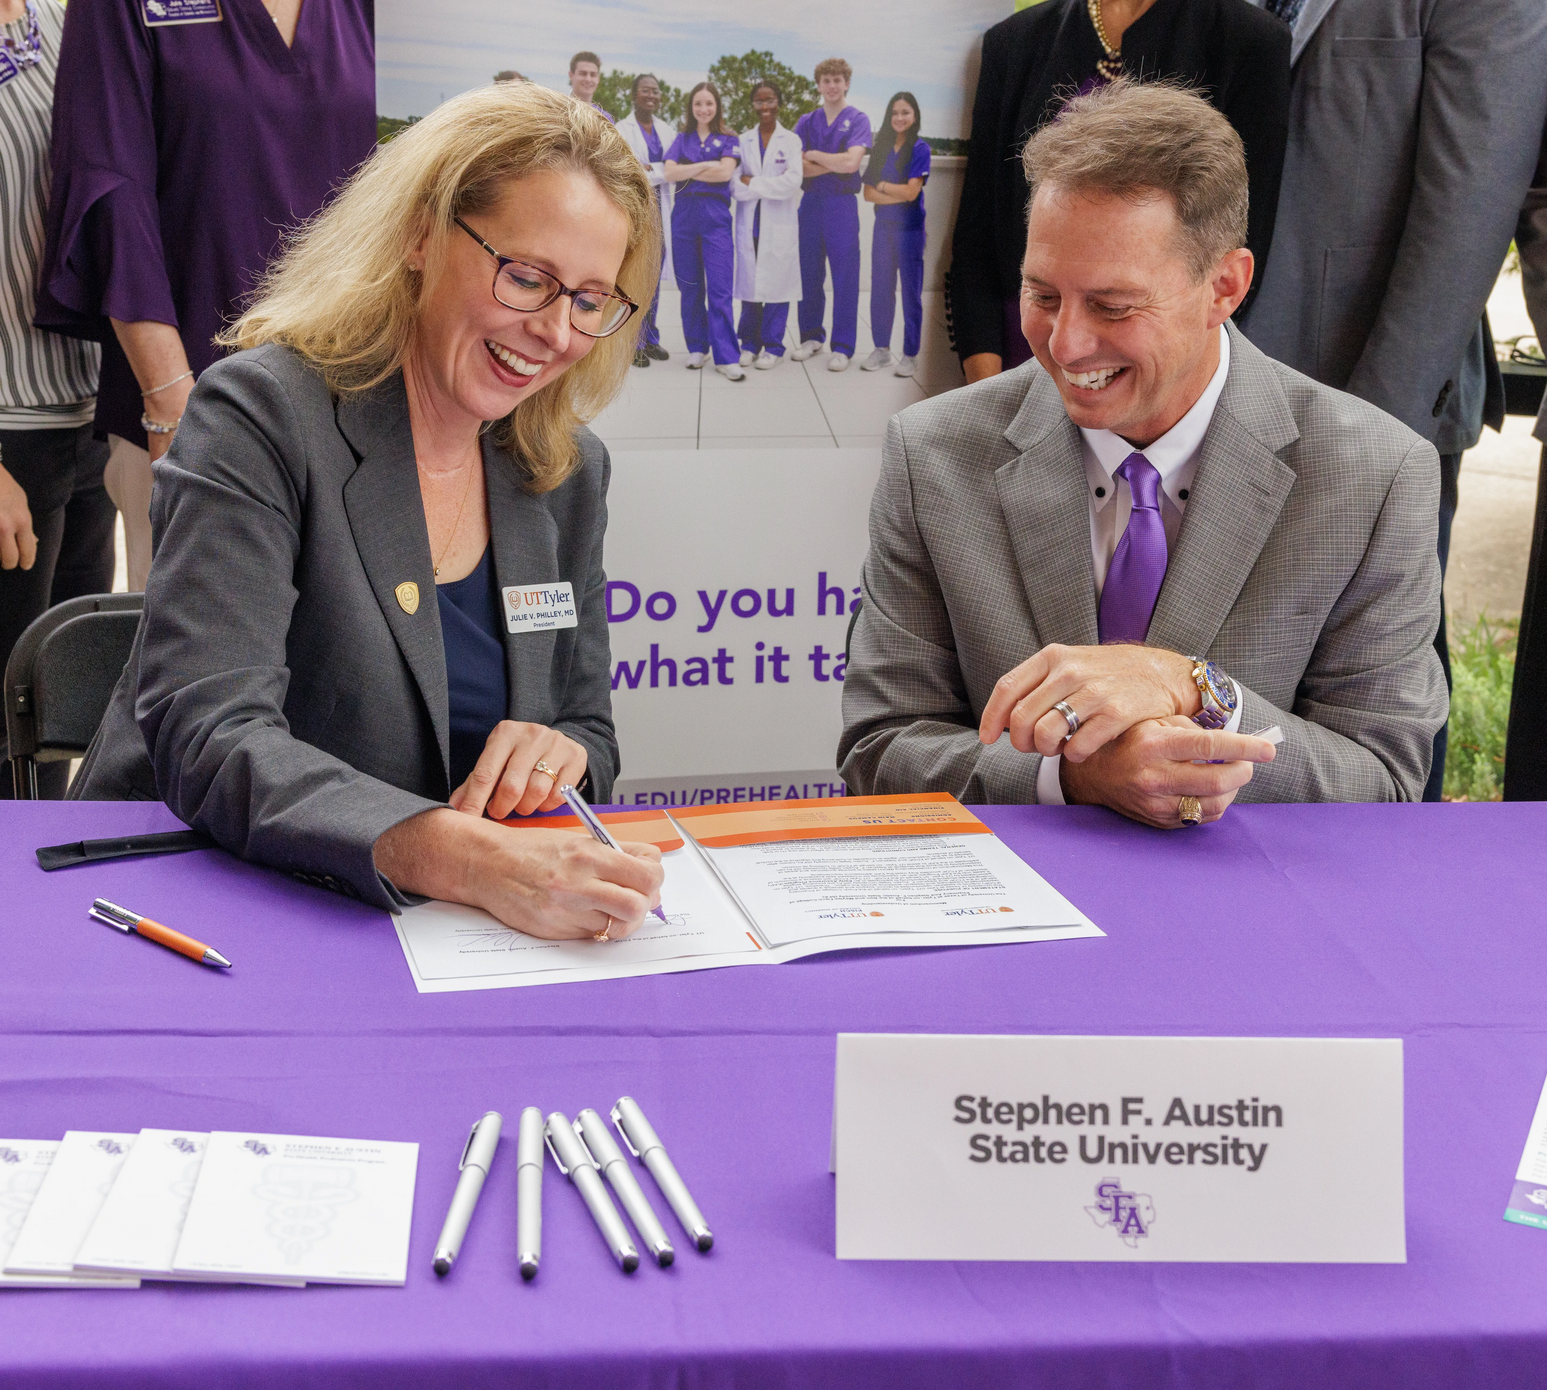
[1086,1176,1155,1248]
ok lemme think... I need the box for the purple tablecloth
[2,799,1546,1388]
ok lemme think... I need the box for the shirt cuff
[1037,752,1066,806]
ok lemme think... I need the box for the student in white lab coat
[731,80,804,369]
[615,74,677,367]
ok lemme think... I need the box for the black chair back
[5,593,143,798]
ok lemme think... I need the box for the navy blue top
[437,545,509,793]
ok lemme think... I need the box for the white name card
[833,1034,1405,1263]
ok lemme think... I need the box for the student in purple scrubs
[34,0,374,592]
[663,82,744,380]
[791,57,872,372]
[862,93,930,379]
[568,50,615,124]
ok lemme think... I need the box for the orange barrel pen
[89,898,232,969]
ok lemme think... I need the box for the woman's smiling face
[405,167,630,430]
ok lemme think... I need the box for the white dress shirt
[1038,326,1242,805]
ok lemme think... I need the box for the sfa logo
[943,906,1016,917]
[1086,1177,1155,1248]
[0,1147,18,1164]
[169,1137,199,1155]
[95,1139,125,1157]
[243,1140,273,1158]
[1525,1189,1547,1210]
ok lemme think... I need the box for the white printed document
[393,796,1101,992]
[1504,1071,1547,1229]
[171,1132,418,1286]
[0,1140,138,1288]
[74,1129,303,1285]
[3,1133,141,1284]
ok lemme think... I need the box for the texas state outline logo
[1085,1176,1156,1248]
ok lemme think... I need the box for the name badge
[142,0,223,27]
[503,581,577,634]
[833,1033,1405,1263]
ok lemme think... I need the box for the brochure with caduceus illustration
[171,1132,419,1286]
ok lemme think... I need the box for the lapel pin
[395,581,420,615]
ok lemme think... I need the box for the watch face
[1202,661,1237,711]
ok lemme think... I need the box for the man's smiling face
[1019,185,1250,447]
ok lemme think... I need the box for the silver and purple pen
[558,784,668,925]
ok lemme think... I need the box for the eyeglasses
[454,217,639,338]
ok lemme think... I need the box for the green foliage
[377,115,417,144]
[924,137,970,156]
[1442,614,1517,801]
[707,51,820,134]
[594,70,686,127]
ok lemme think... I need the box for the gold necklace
[1087,0,1124,80]
[431,463,477,578]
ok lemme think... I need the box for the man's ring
[1053,700,1080,740]
[1178,796,1203,827]
[534,760,557,780]
[594,917,613,943]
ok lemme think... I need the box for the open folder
[392,794,1102,993]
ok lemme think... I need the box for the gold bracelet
[141,369,193,397]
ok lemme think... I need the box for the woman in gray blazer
[73,83,666,942]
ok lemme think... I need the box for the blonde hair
[1022,79,1247,281]
[221,82,659,492]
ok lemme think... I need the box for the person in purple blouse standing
[33,0,374,593]
[663,82,743,380]
[862,92,930,379]
[790,57,871,373]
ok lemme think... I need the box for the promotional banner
[375,0,995,796]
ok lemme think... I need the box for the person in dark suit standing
[948,0,1290,386]
[1237,0,1547,801]
[1505,123,1547,802]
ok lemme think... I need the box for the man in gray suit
[840,81,1447,825]
[1239,0,1547,799]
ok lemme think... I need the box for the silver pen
[433,1110,502,1276]
[544,1112,639,1272]
[576,1108,674,1266]
[558,783,668,924]
[516,1107,544,1281]
[611,1096,713,1252]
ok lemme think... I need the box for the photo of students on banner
[732,80,803,370]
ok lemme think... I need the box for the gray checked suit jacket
[71,345,619,908]
[1239,0,1547,454]
[839,324,1448,804]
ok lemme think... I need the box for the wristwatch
[1189,658,1237,730]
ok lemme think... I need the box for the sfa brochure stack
[1505,1070,1547,1230]
[1,1129,417,1288]
[393,793,1102,992]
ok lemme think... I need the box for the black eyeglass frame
[453,216,639,339]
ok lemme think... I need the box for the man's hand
[979,643,1202,761]
[0,463,35,570]
[1060,717,1277,828]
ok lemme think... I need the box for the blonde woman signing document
[72,85,665,944]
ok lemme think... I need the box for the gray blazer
[72,345,619,909]
[1239,0,1547,454]
[839,324,1448,804]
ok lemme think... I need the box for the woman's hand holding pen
[373,813,664,941]
[450,720,586,818]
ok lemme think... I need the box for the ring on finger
[1178,796,1203,827]
[533,760,558,780]
[1053,700,1081,741]
[594,916,613,943]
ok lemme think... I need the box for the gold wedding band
[594,917,613,943]
[1178,796,1203,827]
[533,760,558,780]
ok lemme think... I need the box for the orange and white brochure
[390,797,1101,993]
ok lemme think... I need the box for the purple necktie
[1098,452,1167,644]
